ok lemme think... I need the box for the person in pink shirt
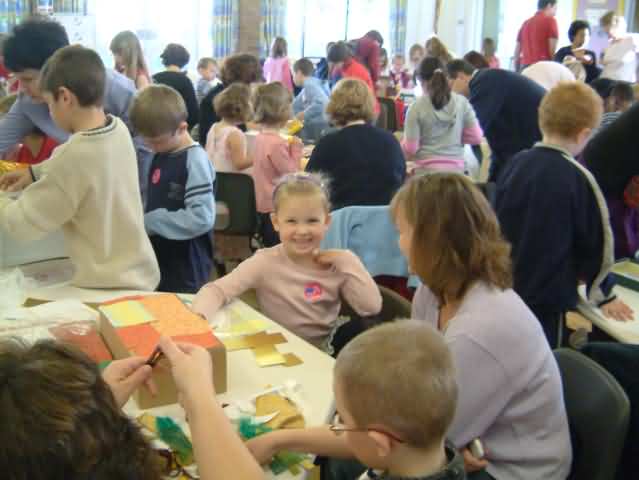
[263,37,294,93]
[192,172,382,348]
[250,82,303,245]
[482,37,500,69]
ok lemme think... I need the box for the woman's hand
[102,356,156,408]
[462,448,489,473]
[0,169,33,192]
[601,298,634,322]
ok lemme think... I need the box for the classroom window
[286,0,390,59]
[86,0,213,76]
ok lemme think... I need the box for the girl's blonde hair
[252,82,292,126]
[214,83,253,123]
[425,36,453,65]
[391,173,512,304]
[109,31,149,83]
[273,172,331,212]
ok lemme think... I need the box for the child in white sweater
[0,46,160,290]
[193,172,382,348]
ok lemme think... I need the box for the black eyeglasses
[329,413,405,443]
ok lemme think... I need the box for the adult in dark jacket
[198,54,262,147]
[447,59,545,182]
[306,78,405,211]
[554,20,601,83]
[152,44,199,129]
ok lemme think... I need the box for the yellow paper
[229,319,268,335]
[253,345,287,367]
[301,459,315,470]
[101,302,153,327]
[284,353,303,367]
[222,332,287,351]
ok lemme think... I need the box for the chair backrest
[214,172,258,236]
[554,348,630,480]
[331,286,412,357]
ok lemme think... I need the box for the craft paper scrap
[283,353,303,367]
[229,319,268,336]
[101,301,153,327]
[223,332,287,351]
[141,294,211,336]
[253,345,287,367]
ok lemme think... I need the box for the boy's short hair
[214,82,253,123]
[197,57,217,70]
[252,82,292,125]
[364,30,384,46]
[463,50,490,70]
[130,84,188,137]
[568,20,591,42]
[446,59,476,79]
[293,58,314,76]
[539,82,603,138]
[327,41,352,63]
[39,45,106,107]
[0,339,160,480]
[335,320,458,449]
[4,17,69,72]
[160,43,190,68]
[610,81,634,105]
[408,43,425,58]
[326,78,374,126]
[538,0,557,9]
[220,53,262,86]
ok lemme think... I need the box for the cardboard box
[99,294,226,408]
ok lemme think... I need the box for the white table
[12,259,336,479]
[578,285,639,343]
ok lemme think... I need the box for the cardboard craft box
[99,293,226,408]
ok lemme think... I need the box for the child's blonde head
[391,173,512,304]
[214,82,252,124]
[335,320,458,449]
[273,172,331,213]
[539,81,603,139]
[197,57,217,70]
[326,78,375,126]
[129,84,187,137]
[252,82,292,126]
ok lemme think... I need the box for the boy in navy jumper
[496,82,633,347]
[130,85,215,293]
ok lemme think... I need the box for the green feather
[155,416,194,465]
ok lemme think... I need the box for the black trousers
[530,307,569,349]
[258,213,280,247]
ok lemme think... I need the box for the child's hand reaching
[159,336,215,411]
[102,356,156,408]
[313,249,352,270]
[601,298,634,322]
[245,432,283,465]
[0,169,33,192]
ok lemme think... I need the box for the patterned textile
[389,0,407,56]
[212,0,239,58]
[259,0,285,58]
[0,0,26,33]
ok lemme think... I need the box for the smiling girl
[192,172,382,347]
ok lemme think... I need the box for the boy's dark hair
[0,339,162,480]
[220,53,262,86]
[197,57,216,70]
[364,30,384,46]
[4,17,69,72]
[463,50,490,70]
[568,20,590,42]
[293,58,314,76]
[538,0,557,9]
[446,59,476,79]
[160,43,190,68]
[327,41,352,63]
[40,45,106,107]
[590,77,617,100]
[610,81,634,106]
[418,57,451,110]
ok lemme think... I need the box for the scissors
[146,345,164,367]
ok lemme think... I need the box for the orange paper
[116,323,161,357]
[140,294,211,336]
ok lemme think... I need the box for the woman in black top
[554,20,601,83]
[152,43,199,129]
[198,54,262,147]
[306,78,406,211]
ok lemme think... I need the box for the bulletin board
[575,0,624,26]
[50,14,96,49]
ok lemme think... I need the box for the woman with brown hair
[305,78,405,210]
[198,53,262,147]
[392,173,572,480]
[425,36,454,65]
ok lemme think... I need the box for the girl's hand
[601,298,634,322]
[0,169,33,192]
[312,249,351,270]
[462,448,489,473]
